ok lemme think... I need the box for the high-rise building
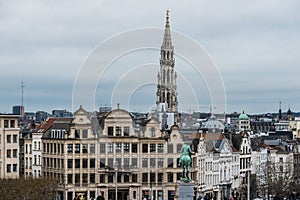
[12,105,24,116]
[36,111,49,123]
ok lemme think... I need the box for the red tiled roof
[34,118,57,134]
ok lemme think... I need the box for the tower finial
[166,10,170,24]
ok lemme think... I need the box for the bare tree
[266,161,295,199]
[0,178,58,200]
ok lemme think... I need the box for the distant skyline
[1,1,300,114]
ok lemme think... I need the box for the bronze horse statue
[179,143,192,181]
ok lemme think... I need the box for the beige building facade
[0,114,20,179]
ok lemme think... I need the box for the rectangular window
[7,135,11,143]
[90,173,95,184]
[12,149,17,158]
[68,174,73,184]
[115,126,121,136]
[123,126,130,136]
[68,159,73,169]
[107,143,113,153]
[168,144,173,153]
[82,129,88,138]
[90,144,95,154]
[108,173,114,183]
[100,174,105,183]
[177,158,180,168]
[158,173,163,183]
[13,164,17,172]
[168,158,173,168]
[177,144,183,153]
[150,158,156,168]
[150,144,156,152]
[90,158,95,168]
[142,144,148,153]
[75,159,80,168]
[150,172,155,183]
[177,172,182,181]
[53,143,57,153]
[158,158,164,168]
[124,158,130,169]
[67,144,73,153]
[82,159,88,168]
[75,174,80,185]
[142,173,148,183]
[82,173,88,184]
[61,144,64,153]
[100,143,106,153]
[10,120,15,128]
[131,158,137,168]
[116,158,121,168]
[108,126,113,136]
[116,143,121,153]
[142,158,148,168]
[75,144,80,153]
[7,164,11,173]
[75,129,80,138]
[117,173,121,183]
[168,172,173,183]
[132,143,137,153]
[124,173,130,182]
[158,143,164,153]
[82,144,88,153]
[100,158,105,168]
[7,149,11,158]
[13,135,17,143]
[4,120,9,128]
[107,158,113,169]
[123,143,129,153]
[132,174,137,182]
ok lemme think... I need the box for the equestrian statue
[179,143,193,181]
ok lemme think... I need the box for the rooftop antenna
[21,81,25,126]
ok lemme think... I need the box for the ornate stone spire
[162,10,173,49]
[156,10,178,128]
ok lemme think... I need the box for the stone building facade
[0,114,20,179]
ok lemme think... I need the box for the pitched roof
[34,118,57,134]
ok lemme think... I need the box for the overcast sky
[0,0,299,114]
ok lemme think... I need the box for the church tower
[156,10,179,129]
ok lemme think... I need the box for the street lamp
[114,161,119,200]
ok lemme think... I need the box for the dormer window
[151,127,155,137]
[124,126,130,136]
[82,130,88,138]
[108,127,113,136]
[75,130,80,138]
[115,127,121,136]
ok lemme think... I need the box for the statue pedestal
[175,181,194,200]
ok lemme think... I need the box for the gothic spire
[156,10,178,128]
[162,10,173,49]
